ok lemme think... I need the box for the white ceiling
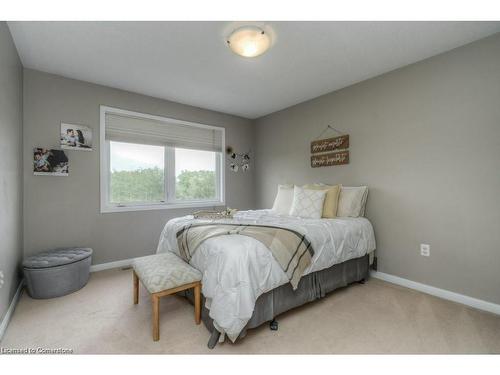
[8,21,500,119]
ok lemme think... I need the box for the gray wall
[254,33,500,304]
[0,22,23,320]
[23,69,255,264]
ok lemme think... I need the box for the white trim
[371,271,500,316]
[101,200,225,214]
[90,257,136,272]
[99,105,226,214]
[0,281,24,342]
[100,106,107,213]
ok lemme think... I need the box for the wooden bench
[132,252,202,341]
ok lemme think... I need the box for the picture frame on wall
[60,122,93,151]
[33,148,69,176]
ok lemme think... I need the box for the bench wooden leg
[152,294,160,341]
[194,282,201,325]
[133,271,139,305]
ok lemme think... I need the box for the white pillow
[337,186,368,217]
[289,186,327,219]
[271,184,294,214]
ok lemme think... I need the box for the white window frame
[100,105,225,213]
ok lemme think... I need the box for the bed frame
[183,254,370,348]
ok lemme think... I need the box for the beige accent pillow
[337,186,368,217]
[303,184,341,218]
[271,184,294,214]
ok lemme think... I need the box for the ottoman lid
[23,247,93,269]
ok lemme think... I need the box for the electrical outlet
[420,244,430,257]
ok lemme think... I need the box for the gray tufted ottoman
[23,248,93,299]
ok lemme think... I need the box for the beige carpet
[2,268,500,354]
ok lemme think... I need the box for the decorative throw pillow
[303,184,341,218]
[359,188,369,216]
[271,184,294,214]
[289,186,327,219]
[337,186,368,218]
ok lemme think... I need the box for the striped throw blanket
[176,223,314,290]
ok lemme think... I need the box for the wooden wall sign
[310,134,349,154]
[311,150,349,168]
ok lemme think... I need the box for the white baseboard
[0,280,24,342]
[370,270,500,316]
[90,257,135,272]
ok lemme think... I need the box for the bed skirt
[183,254,370,342]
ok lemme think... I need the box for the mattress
[156,209,376,341]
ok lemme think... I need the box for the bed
[156,209,376,347]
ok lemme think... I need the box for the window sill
[100,200,225,214]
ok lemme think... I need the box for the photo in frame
[60,123,93,151]
[33,148,69,176]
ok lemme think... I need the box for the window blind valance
[105,112,224,152]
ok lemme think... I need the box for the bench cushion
[132,252,202,294]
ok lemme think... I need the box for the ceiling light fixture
[226,26,271,58]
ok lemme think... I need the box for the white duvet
[156,209,376,341]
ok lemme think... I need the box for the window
[175,148,218,201]
[100,106,225,213]
[109,141,165,204]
